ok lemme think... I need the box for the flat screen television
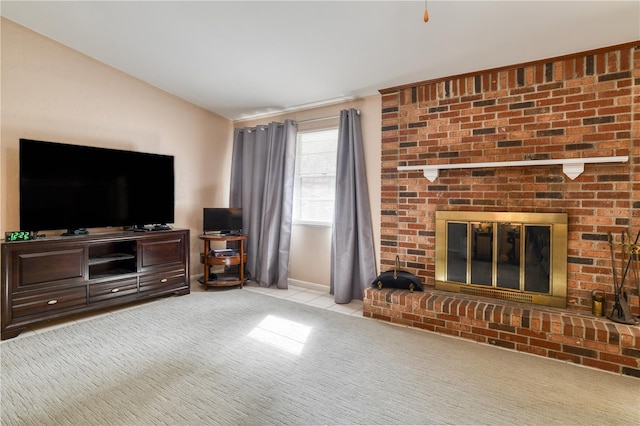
[203,208,243,235]
[20,138,175,235]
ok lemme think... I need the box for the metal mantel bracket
[397,156,629,182]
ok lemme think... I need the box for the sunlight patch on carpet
[247,315,312,355]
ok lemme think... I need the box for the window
[293,128,339,225]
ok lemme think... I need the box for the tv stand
[1,229,190,340]
[151,224,172,231]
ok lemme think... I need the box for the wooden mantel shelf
[397,156,629,182]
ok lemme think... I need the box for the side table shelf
[198,234,247,289]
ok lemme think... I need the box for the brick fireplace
[364,42,640,377]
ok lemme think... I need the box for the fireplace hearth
[363,286,640,378]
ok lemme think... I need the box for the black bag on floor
[372,255,423,292]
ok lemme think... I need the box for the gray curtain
[330,108,377,303]
[230,120,297,288]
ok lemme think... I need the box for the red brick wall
[379,42,639,314]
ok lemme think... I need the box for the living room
[1,2,639,424]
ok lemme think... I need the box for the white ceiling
[2,1,639,121]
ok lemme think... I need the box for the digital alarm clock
[4,231,35,242]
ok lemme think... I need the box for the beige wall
[1,18,382,288]
[1,18,233,274]
[234,96,382,288]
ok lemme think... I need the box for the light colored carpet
[1,286,638,425]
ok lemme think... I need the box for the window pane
[524,225,551,293]
[497,223,521,290]
[300,200,334,222]
[293,128,338,223]
[446,222,467,283]
[471,223,493,286]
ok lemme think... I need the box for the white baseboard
[287,278,330,293]
[190,274,330,293]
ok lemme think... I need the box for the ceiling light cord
[424,0,429,22]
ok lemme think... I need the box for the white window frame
[293,128,339,227]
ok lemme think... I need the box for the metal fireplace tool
[607,231,639,325]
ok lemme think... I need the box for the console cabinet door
[11,246,86,291]
[139,234,186,271]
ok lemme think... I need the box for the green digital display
[4,231,34,242]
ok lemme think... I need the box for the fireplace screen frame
[435,211,568,308]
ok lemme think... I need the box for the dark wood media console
[1,229,190,340]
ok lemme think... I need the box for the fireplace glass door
[447,222,551,293]
[437,212,567,308]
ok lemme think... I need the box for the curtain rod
[296,115,338,124]
[297,110,360,124]
[236,110,360,131]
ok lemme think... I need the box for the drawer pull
[47,299,58,305]
[160,278,168,283]
[111,288,120,293]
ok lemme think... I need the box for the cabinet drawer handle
[160,278,168,283]
[111,288,120,293]
[47,299,58,305]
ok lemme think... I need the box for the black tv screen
[20,139,175,234]
[203,208,243,235]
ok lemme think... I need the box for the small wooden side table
[198,234,247,289]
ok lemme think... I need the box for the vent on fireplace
[435,211,567,308]
[460,286,534,303]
